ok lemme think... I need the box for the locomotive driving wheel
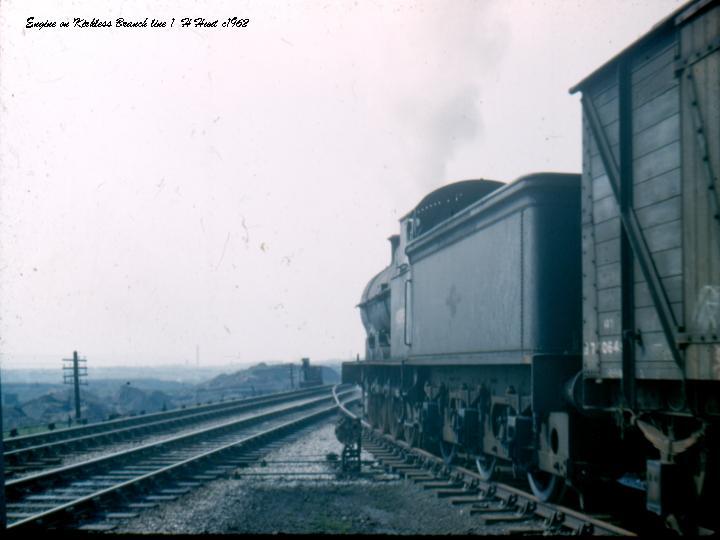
[474,453,497,481]
[527,468,565,502]
[439,439,458,465]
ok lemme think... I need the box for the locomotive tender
[343,0,719,529]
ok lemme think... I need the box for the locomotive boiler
[342,0,720,531]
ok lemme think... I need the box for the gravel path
[113,419,505,535]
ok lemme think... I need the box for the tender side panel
[410,210,525,361]
[680,3,720,380]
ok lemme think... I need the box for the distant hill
[198,362,340,395]
[1,361,342,433]
[20,388,113,426]
[113,384,175,415]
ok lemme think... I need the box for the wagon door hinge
[623,329,643,349]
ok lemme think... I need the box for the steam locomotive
[342,0,719,530]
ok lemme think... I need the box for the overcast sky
[0,0,682,369]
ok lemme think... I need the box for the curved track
[5,386,357,530]
[4,386,331,477]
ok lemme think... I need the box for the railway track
[4,385,358,530]
[333,386,636,537]
[362,432,635,536]
[3,385,332,477]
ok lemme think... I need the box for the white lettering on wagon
[694,285,720,332]
[583,340,622,356]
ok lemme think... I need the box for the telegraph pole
[289,363,295,389]
[63,351,87,421]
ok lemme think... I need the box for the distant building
[299,358,323,388]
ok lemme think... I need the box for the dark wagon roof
[569,0,711,94]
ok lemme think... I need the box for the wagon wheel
[439,439,458,465]
[475,453,497,481]
[527,469,565,502]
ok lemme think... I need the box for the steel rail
[5,389,351,499]
[5,386,332,470]
[332,384,366,425]
[3,385,332,453]
[363,428,636,536]
[6,390,354,530]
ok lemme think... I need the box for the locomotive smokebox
[358,264,393,361]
